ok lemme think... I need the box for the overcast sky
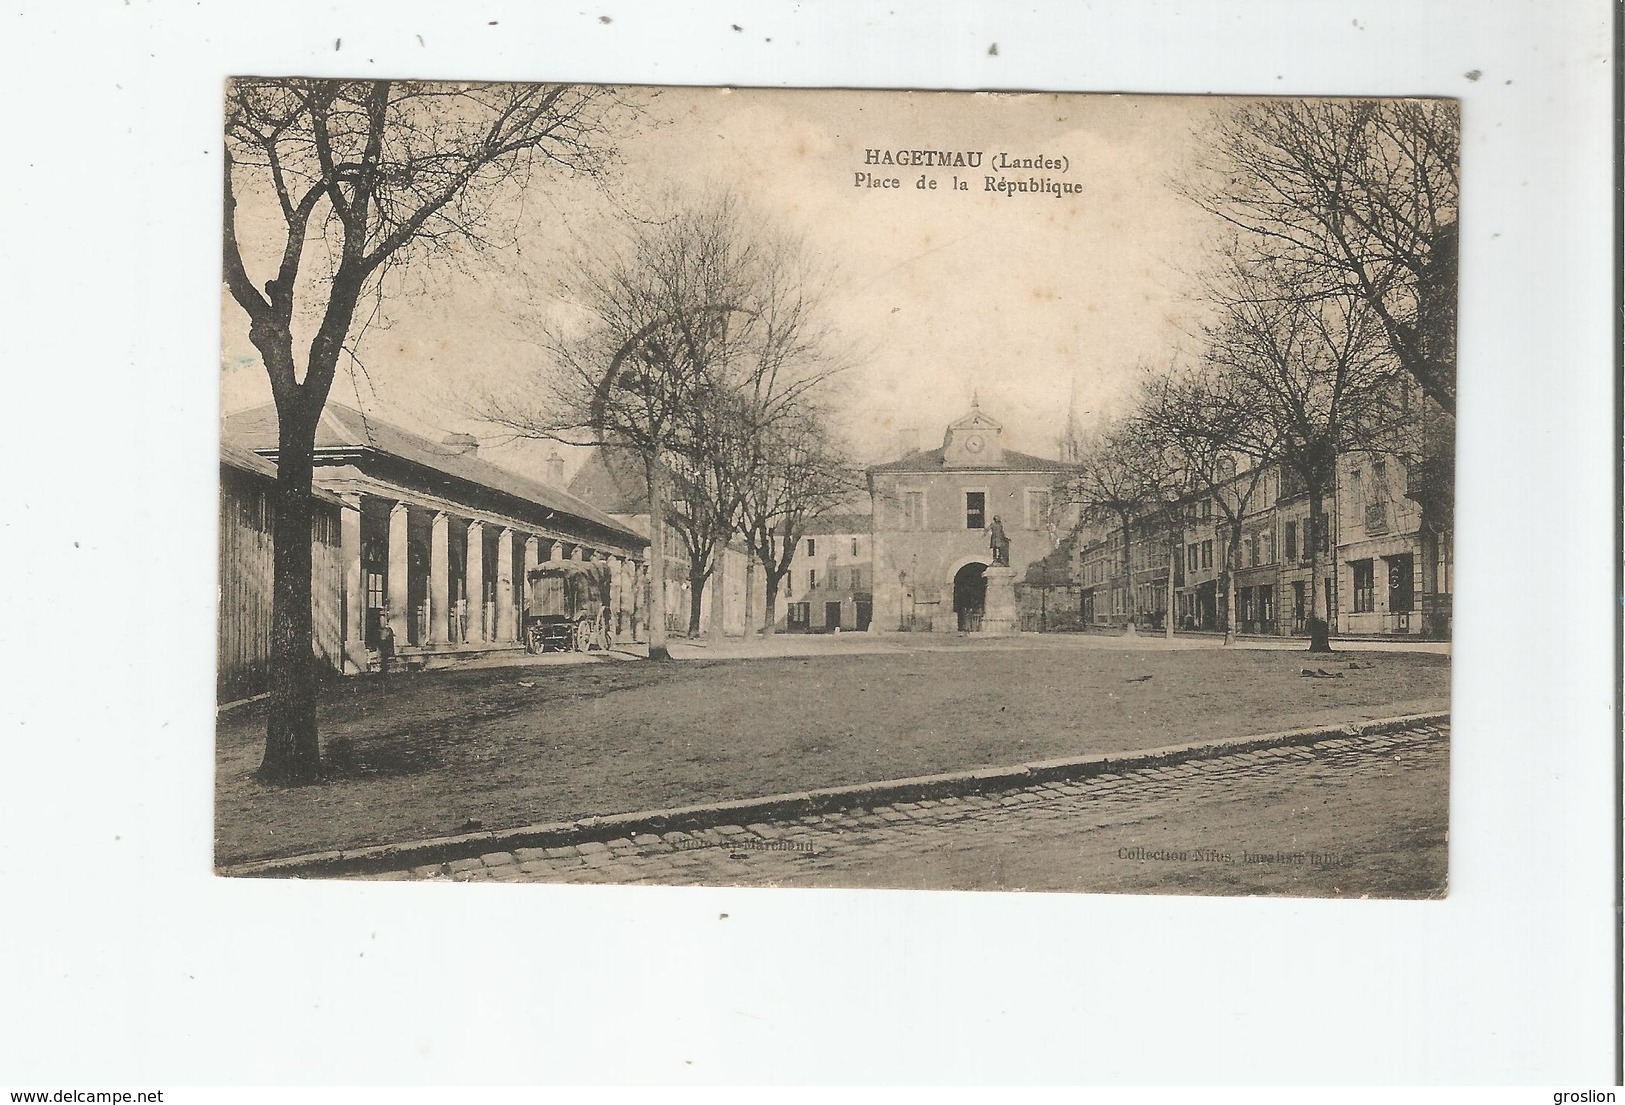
[220,86,1226,478]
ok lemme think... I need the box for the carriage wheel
[573,617,592,653]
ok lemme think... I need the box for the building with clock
[867,401,1077,633]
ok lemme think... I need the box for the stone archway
[943,554,993,632]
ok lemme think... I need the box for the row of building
[1062,447,1453,639]
[219,393,1451,696]
[758,399,1451,642]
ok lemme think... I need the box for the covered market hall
[221,403,648,688]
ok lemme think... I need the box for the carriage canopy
[525,562,612,620]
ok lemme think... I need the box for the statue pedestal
[982,565,1019,635]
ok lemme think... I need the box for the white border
[1,0,1614,1085]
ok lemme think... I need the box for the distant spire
[1061,375,1083,463]
[970,388,980,409]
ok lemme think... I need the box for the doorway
[953,562,987,631]
[824,601,843,632]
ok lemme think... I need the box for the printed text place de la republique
[856,148,1083,197]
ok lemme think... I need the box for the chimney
[545,449,566,486]
[442,432,479,456]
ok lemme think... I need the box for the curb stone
[217,711,1448,880]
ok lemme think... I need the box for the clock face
[964,434,985,454]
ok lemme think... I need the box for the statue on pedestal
[989,516,1010,567]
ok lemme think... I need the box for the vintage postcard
[217,83,1455,897]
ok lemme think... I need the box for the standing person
[376,609,396,681]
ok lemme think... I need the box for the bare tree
[1065,419,1167,633]
[484,191,844,648]
[1137,360,1283,644]
[737,414,860,636]
[1202,254,1401,647]
[667,383,754,638]
[222,78,621,783]
[1191,98,1459,414]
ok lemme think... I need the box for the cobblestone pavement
[357,723,1449,897]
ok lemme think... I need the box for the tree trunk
[707,538,727,643]
[762,574,780,636]
[1223,519,1242,646]
[687,564,706,637]
[743,555,755,640]
[1166,543,1176,641]
[1307,489,1332,652]
[259,412,322,784]
[1120,514,1136,635]
[644,457,671,660]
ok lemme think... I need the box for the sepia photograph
[214,82,1457,897]
[3,0,1618,1088]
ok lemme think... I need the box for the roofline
[249,444,646,550]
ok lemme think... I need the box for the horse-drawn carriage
[524,561,612,653]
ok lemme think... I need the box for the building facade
[868,403,1076,633]
[1071,443,1452,640]
[780,514,874,632]
[217,443,348,700]
[222,404,648,678]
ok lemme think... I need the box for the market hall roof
[219,441,347,508]
[221,403,645,550]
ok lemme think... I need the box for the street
[361,721,1449,898]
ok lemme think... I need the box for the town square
[217,82,1456,897]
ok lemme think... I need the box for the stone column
[387,502,410,646]
[340,494,368,674]
[429,512,450,645]
[550,540,565,563]
[465,520,485,643]
[496,528,516,643]
[607,555,624,641]
[523,535,540,577]
[571,544,585,561]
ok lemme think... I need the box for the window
[1265,531,1276,564]
[1249,535,1260,568]
[787,602,810,629]
[1025,489,1052,529]
[902,491,925,530]
[1352,559,1375,613]
[1201,540,1213,569]
[965,491,986,529]
[1188,543,1198,572]
[851,536,860,557]
[1285,521,1298,562]
[806,538,816,557]
[785,571,792,598]
[808,568,818,590]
